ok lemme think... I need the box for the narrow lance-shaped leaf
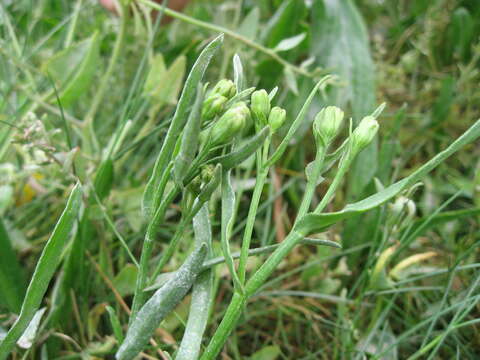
[116,244,208,360]
[142,34,223,218]
[173,85,205,185]
[233,54,245,92]
[221,171,244,294]
[207,127,270,170]
[224,87,255,109]
[295,120,480,235]
[273,33,306,52]
[176,204,213,360]
[0,183,82,360]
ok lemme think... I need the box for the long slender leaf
[176,204,213,360]
[0,183,82,359]
[116,244,207,360]
[295,120,480,235]
[142,34,223,218]
[173,85,205,185]
[206,127,270,170]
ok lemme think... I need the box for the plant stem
[83,3,127,155]
[138,0,312,78]
[150,198,206,281]
[130,186,179,320]
[237,167,268,284]
[297,145,326,218]
[200,144,327,359]
[314,150,354,214]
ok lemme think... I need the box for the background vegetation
[1,0,479,358]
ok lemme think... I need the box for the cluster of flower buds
[202,79,237,121]
[201,102,250,147]
[200,80,288,148]
[313,105,380,156]
[251,89,286,132]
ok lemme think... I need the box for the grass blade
[0,183,82,359]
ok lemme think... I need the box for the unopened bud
[201,164,216,183]
[205,102,250,146]
[351,116,379,153]
[390,196,416,219]
[202,94,228,120]
[211,79,236,98]
[313,106,344,146]
[188,175,202,195]
[251,89,271,127]
[268,107,286,132]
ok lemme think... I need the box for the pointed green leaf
[207,127,270,170]
[0,183,82,360]
[176,205,213,360]
[43,33,100,106]
[294,120,480,235]
[142,35,223,218]
[173,86,204,185]
[116,244,207,360]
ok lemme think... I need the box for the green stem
[138,0,311,78]
[83,3,128,155]
[314,150,355,214]
[238,135,272,284]
[237,168,268,284]
[297,145,326,218]
[150,198,206,281]
[130,186,179,320]
[200,144,327,360]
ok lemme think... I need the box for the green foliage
[42,33,100,106]
[0,184,82,359]
[1,1,480,359]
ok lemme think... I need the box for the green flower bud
[351,116,379,153]
[313,106,344,146]
[187,175,202,195]
[204,102,250,146]
[211,79,236,98]
[268,106,286,132]
[251,89,271,127]
[202,94,228,120]
[201,164,216,183]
